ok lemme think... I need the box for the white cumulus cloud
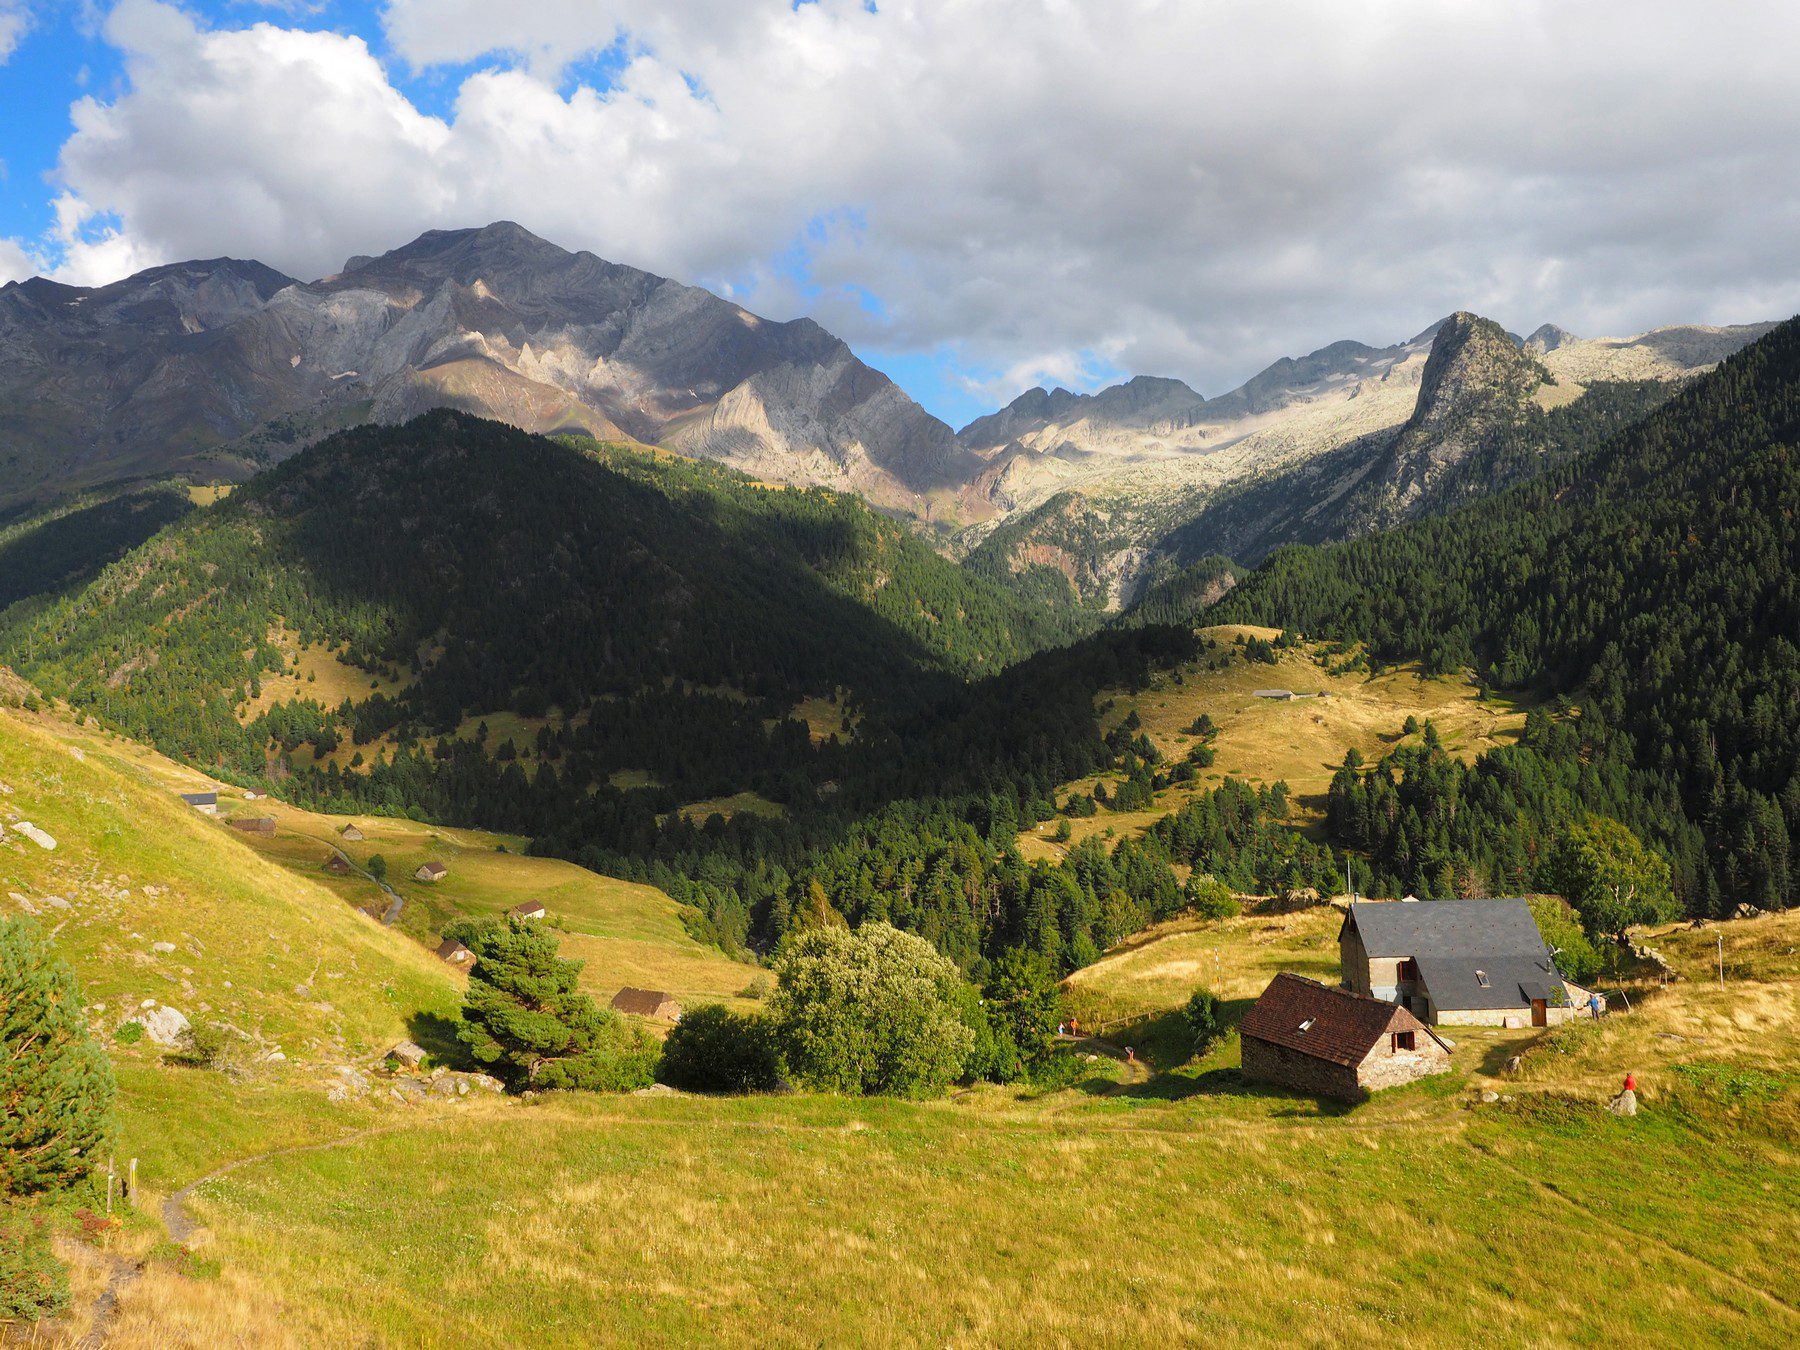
[36,0,1800,406]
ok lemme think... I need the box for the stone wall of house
[1354,1037,1452,1092]
[1241,1036,1363,1101]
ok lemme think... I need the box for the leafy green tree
[768,922,975,1096]
[983,947,1063,1070]
[1183,988,1225,1055]
[366,853,388,883]
[1555,817,1678,941]
[657,1004,785,1093]
[1528,895,1602,983]
[1184,874,1240,919]
[0,918,114,1198]
[458,922,656,1092]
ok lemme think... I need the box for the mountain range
[0,221,1774,603]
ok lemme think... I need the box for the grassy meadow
[7,698,1799,1346]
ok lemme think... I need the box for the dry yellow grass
[238,627,413,724]
[1019,626,1527,860]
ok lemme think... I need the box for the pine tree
[458,923,656,1092]
[0,918,115,1198]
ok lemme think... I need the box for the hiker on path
[1588,991,1603,1021]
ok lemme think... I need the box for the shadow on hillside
[407,1011,475,1071]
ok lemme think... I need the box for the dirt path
[161,1119,431,1243]
[1059,1033,1151,1088]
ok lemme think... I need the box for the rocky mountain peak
[1409,312,1548,433]
[1525,322,1578,354]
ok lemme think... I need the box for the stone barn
[610,988,683,1021]
[508,900,546,922]
[1240,973,1451,1101]
[1340,898,1591,1027]
[414,861,449,883]
[435,938,476,968]
[230,816,276,835]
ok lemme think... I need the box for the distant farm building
[1340,898,1591,1027]
[230,816,276,835]
[340,824,365,842]
[508,901,546,922]
[323,854,353,876]
[1241,973,1451,1100]
[435,938,476,968]
[415,861,448,883]
[179,790,218,814]
[610,988,682,1021]
[1252,689,1297,700]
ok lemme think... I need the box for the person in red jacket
[1624,1072,1637,1093]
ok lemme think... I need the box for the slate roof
[1346,897,1548,959]
[610,987,679,1017]
[508,901,545,918]
[1240,974,1443,1066]
[1413,954,1565,1011]
[435,938,475,964]
[179,790,217,806]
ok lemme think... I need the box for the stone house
[1340,897,1590,1027]
[415,861,449,883]
[610,987,683,1021]
[1240,973,1451,1100]
[323,854,353,876]
[179,789,218,814]
[339,824,365,842]
[508,901,546,921]
[435,938,476,968]
[230,816,276,835]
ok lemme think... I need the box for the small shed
[435,938,476,968]
[230,816,276,835]
[340,824,366,842]
[1240,973,1451,1101]
[610,988,682,1021]
[415,861,448,883]
[508,901,546,922]
[323,854,353,876]
[179,790,218,814]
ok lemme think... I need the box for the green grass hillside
[69,904,1800,1348]
[0,707,455,1062]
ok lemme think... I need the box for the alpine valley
[4,222,1800,1348]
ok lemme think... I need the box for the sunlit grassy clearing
[124,1085,1800,1348]
[1019,626,1529,862]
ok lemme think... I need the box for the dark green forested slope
[2,413,1288,973]
[3,412,1083,760]
[0,485,194,612]
[1208,316,1800,912]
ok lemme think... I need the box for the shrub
[658,1005,785,1093]
[1185,874,1240,919]
[175,1022,237,1072]
[0,1220,69,1323]
[1183,989,1225,1055]
[768,922,975,1097]
[0,917,115,1197]
[457,922,657,1092]
[114,1021,145,1046]
[738,973,772,1001]
[366,854,388,883]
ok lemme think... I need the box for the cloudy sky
[2,1,1797,426]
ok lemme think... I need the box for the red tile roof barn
[1241,973,1442,1066]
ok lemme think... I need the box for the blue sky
[4,1,1797,430]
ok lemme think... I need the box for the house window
[1475,970,1491,988]
[1398,958,1419,982]
[1392,1031,1415,1052]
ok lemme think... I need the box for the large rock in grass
[139,1005,191,1046]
